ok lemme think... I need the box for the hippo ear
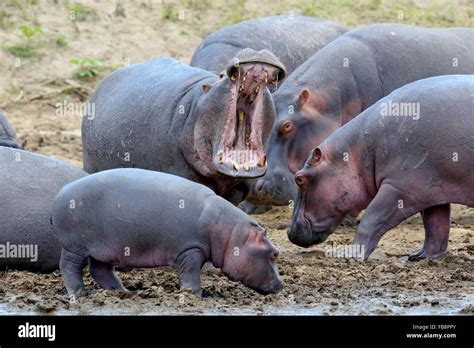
[298,89,326,114]
[202,84,212,93]
[299,89,311,107]
[308,147,323,166]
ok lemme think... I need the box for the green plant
[7,24,42,58]
[161,4,180,21]
[0,6,14,29]
[6,85,21,97]
[70,58,103,80]
[66,2,96,21]
[56,35,68,48]
[19,24,41,38]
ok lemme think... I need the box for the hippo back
[82,57,216,176]
[190,15,349,76]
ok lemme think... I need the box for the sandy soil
[0,0,472,315]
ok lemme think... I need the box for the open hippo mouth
[214,62,282,178]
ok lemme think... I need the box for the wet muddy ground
[0,0,473,315]
[1,206,473,315]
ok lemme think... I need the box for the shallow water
[1,293,472,316]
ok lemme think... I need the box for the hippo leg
[82,149,98,174]
[240,200,272,215]
[223,182,249,206]
[408,204,451,261]
[89,257,128,292]
[353,184,419,260]
[176,249,205,296]
[60,249,87,296]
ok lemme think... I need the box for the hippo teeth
[233,162,240,171]
[257,155,266,167]
[238,110,244,126]
[243,163,250,171]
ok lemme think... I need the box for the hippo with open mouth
[82,49,285,203]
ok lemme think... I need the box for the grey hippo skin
[252,24,474,209]
[82,52,286,204]
[192,16,348,214]
[0,110,21,149]
[289,75,474,261]
[51,168,282,296]
[191,15,348,76]
[0,147,87,272]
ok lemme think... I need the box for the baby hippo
[289,75,474,260]
[51,168,282,296]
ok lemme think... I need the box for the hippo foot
[60,249,87,296]
[408,248,446,262]
[351,233,379,261]
[179,286,203,297]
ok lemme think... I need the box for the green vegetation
[56,35,68,48]
[66,2,97,21]
[0,5,14,29]
[7,24,42,58]
[161,3,181,21]
[70,58,103,80]
[214,0,256,27]
[6,85,22,97]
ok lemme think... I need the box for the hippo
[0,147,87,272]
[191,15,348,77]
[191,15,348,213]
[288,75,474,261]
[0,110,21,149]
[51,168,282,296]
[252,24,474,209]
[82,50,286,204]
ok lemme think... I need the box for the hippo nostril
[295,174,306,187]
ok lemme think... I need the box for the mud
[0,206,472,315]
[0,0,472,315]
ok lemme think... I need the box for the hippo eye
[269,250,279,262]
[279,120,294,135]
